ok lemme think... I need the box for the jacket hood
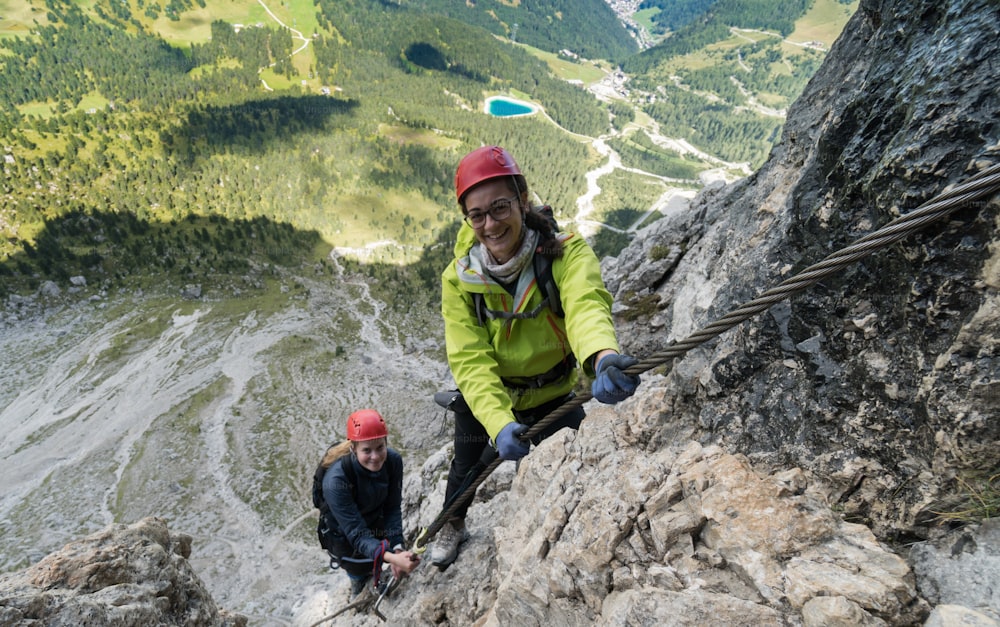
[453,221,478,258]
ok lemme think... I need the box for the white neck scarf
[479,227,539,284]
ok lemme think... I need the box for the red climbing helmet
[346,409,388,442]
[455,145,523,204]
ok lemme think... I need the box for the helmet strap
[512,176,528,218]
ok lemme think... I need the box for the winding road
[256,0,311,91]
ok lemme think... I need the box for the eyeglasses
[464,196,518,229]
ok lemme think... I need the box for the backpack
[472,205,563,325]
[312,446,357,552]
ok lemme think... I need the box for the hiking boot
[430,520,469,569]
[349,575,370,598]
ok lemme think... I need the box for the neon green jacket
[441,223,620,441]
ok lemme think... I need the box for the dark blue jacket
[322,449,405,560]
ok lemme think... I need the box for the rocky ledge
[0,518,245,626]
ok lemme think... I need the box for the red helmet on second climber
[347,409,388,442]
[454,145,523,204]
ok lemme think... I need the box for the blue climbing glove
[495,422,530,461]
[592,353,641,404]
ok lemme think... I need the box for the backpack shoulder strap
[470,254,563,325]
[473,292,488,325]
[312,461,327,510]
[533,253,563,318]
[468,215,565,326]
[313,448,358,512]
[339,454,358,497]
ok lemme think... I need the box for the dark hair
[499,176,564,260]
[524,208,563,260]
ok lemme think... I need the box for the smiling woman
[431,145,641,569]
[316,409,421,594]
[484,95,538,118]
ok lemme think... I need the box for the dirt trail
[256,0,311,91]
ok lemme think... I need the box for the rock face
[0,518,246,626]
[393,407,930,626]
[604,0,1000,540]
[487,431,927,625]
[910,518,1000,621]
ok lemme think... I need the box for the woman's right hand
[385,550,421,577]
[592,353,640,404]
[496,422,530,460]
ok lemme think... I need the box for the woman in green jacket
[431,145,641,568]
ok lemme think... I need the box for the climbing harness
[412,160,1000,554]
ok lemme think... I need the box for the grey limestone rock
[0,518,246,626]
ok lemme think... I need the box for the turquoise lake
[485,96,537,117]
